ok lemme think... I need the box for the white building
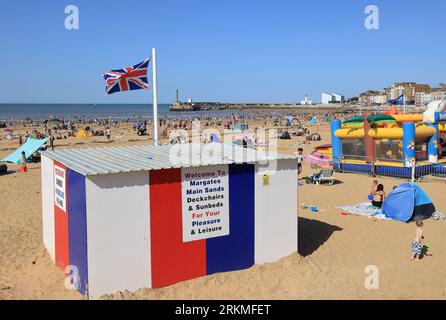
[300,95,312,105]
[415,92,432,106]
[430,90,446,102]
[321,92,345,104]
[321,93,334,104]
[332,93,345,103]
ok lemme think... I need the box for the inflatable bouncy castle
[330,101,446,178]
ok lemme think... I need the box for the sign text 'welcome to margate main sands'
[181,165,230,242]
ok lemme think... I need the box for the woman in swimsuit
[372,184,386,208]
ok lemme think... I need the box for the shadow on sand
[0,170,16,176]
[298,217,343,257]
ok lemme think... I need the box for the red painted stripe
[149,169,206,288]
[54,162,69,270]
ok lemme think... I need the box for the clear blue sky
[0,0,444,104]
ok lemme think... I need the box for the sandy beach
[1,114,445,300]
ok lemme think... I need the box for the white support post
[152,48,159,146]
[411,159,415,183]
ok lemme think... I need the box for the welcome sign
[54,164,66,212]
[181,165,230,242]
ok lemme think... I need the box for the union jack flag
[102,58,150,95]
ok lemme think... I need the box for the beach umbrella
[314,144,332,150]
[304,151,333,166]
[314,144,333,158]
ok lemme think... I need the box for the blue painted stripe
[67,169,88,295]
[341,163,372,174]
[206,164,255,275]
[375,166,411,178]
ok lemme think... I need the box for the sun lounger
[316,169,334,185]
[306,169,334,185]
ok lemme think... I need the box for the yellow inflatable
[76,129,90,138]
[392,114,423,122]
[334,128,365,139]
[367,125,436,139]
[336,124,437,139]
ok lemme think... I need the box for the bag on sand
[432,212,445,220]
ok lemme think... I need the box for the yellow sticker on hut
[263,173,269,186]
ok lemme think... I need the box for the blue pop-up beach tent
[210,133,220,143]
[1,137,49,164]
[382,183,436,222]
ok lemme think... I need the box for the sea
[0,104,253,122]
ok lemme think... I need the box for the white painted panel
[85,172,150,299]
[41,155,55,262]
[254,159,298,264]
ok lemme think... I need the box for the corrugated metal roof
[41,143,295,176]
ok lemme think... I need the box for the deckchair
[315,169,334,185]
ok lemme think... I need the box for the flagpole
[152,48,159,146]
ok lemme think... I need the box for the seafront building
[359,82,445,106]
[321,92,345,104]
[300,95,312,105]
[387,82,430,104]
[359,90,387,105]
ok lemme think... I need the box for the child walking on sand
[296,148,304,178]
[19,151,27,173]
[411,219,424,261]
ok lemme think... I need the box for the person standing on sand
[20,151,27,172]
[106,127,111,140]
[411,219,424,261]
[296,148,304,178]
[49,131,54,151]
[19,134,23,147]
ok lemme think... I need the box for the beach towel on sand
[336,202,390,220]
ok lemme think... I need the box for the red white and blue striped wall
[41,156,297,299]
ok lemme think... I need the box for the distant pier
[169,89,346,112]
[169,101,346,112]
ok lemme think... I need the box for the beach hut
[40,143,298,299]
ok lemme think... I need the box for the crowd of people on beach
[1,108,439,264]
